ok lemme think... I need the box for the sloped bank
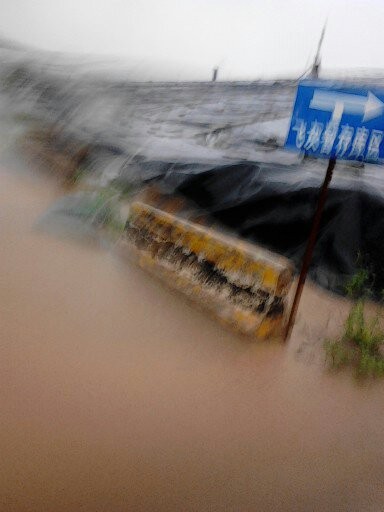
[19,125,384,299]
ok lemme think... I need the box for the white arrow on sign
[309,90,384,123]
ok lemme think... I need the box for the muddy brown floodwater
[1,164,384,512]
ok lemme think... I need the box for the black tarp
[143,160,384,297]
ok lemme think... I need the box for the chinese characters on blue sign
[285,81,384,162]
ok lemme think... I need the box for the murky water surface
[1,167,383,511]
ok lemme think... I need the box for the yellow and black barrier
[125,192,294,340]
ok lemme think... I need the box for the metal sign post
[284,80,384,341]
[283,157,336,341]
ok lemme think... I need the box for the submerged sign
[285,81,384,162]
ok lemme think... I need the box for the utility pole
[310,23,327,79]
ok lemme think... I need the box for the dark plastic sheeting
[142,160,384,297]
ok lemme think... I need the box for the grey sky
[0,0,383,80]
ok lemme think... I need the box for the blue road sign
[285,80,384,163]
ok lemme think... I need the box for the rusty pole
[284,157,336,342]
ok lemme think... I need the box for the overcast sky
[0,0,383,80]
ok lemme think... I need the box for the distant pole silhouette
[310,23,326,79]
[212,67,218,82]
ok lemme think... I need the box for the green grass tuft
[324,270,384,379]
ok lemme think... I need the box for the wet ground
[1,165,384,511]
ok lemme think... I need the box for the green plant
[344,268,370,299]
[324,270,384,378]
[91,189,126,236]
[324,339,353,369]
